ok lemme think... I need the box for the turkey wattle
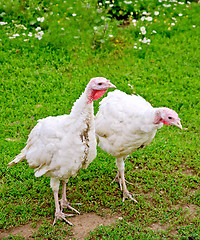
[8,77,116,225]
[95,90,182,202]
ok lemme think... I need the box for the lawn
[0,0,199,239]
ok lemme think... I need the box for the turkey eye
[98,83,102,85]
[168,116,172,119]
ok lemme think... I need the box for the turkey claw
[53,212,74,226]
[60,199,80,215]
[123,191,138,203]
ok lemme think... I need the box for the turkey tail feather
[8,149,26,167]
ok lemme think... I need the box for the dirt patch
[0,211,120,240]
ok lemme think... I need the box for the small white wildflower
[118,217,123,220]
[124,1,132,4]
[37,17,45,22]
[140,26,145,32]
[13,34,20,37]
[105,1,110,3]
[50,12,53,15]
[35,7,40,11]
[22,33,26,36]
[178,2,184,4]
[28,32,33,37]
[9,36,16,39]
[163,4,171,7]
[109,35,113,37]
[141,16,145,21]
[133,46,137,49]
[192,25,196,28]
[132,19,136,23]
[99,2,102,5]
[74,36,80,38]
[154,11,159,15]
[178,13,183,16]
[72,13,76,16]
[142,30,146,35]
[109,4,114,7]
[93,26,97,30]
[35,27,41,31]
[0,21,8,25]
[139,47,142,49]
[146,16,153,21]
[187,1,191,4]
[0,12,6,16]
[35,31,44,40]
[139,39,142,42]
[61,28,64,30]
[24,39,29,41]
[101,16,105,20]
[171,23,175,26]
[134,43,137,45]
[152,30,157,33]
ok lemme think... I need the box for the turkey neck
[70,89,94,120]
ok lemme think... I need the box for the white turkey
[8,77,116,225]
[95,90,182,202]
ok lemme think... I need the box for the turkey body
[8,77,116,225]
[95,90,182,202]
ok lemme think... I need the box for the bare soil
[0,211,121,240]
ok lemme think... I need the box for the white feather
[95,90,163,158]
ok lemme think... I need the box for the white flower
[35,27,41,31]
[154,11,159,15]
[133,46,137,49]
[99,2,102,5]
[124,1,132,4]
[24,39,29,41]
[178,13,183,16]
[192,25,196,28]
[37,17,45,22]
[72,13,76,16]
[118,217,123,220]
[0,21,7,25]
[35,31,44,40]
[0,12,6,16]
[163,4,171,7]
[178,2,184,4]
[22,33,26,36]
[105,1,110,3]
[109,4,114,7]
[74,36,80,38]
[142,37,151,44]
[140,26,145,32]
[134,43,137,45]
[141,30,146,35]
[171,23,175,26]
[132,19,136,23]
[152,30,157,33]
[139,47,142,49]
[28,32,33,37]
[139,39,142,42]
[141,16,145,21]
[109,35,113,37]
[13,34,20,37]
[146,17,153,21]
[93,26,97,30]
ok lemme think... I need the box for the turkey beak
[174,120,182,129]
[107,81,116,89]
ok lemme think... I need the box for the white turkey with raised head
[8,77,116,225]
[95,90,182,202]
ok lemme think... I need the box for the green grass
[0,0,200,239]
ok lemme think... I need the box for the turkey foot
[123,189,138,203]
[53,211,74,226]
[60,199,80,215]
